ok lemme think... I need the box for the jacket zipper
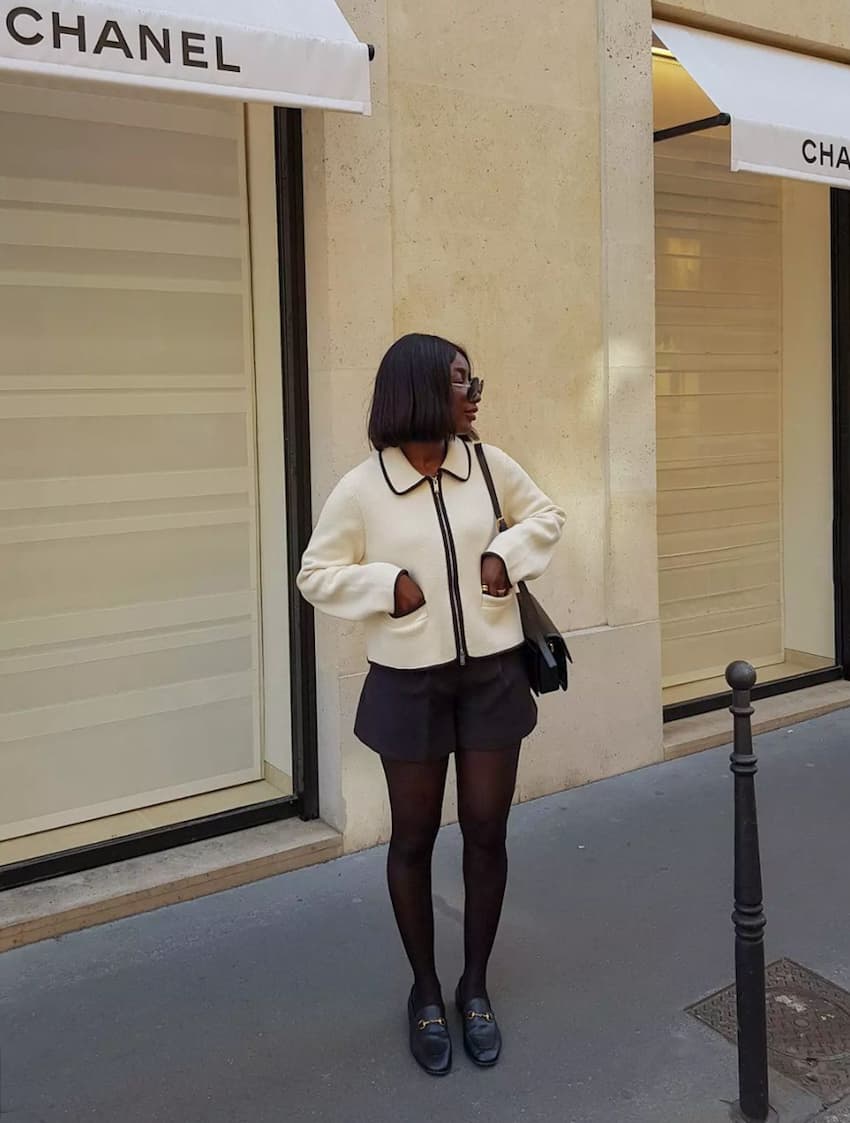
[429,473,467,666]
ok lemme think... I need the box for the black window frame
[0,108,318,892]
[663,186,850,723]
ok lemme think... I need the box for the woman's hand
[481,554,511,597]
[393,572,426,617]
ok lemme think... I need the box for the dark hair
[368,333,470,451]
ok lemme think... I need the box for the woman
[298,334,565,1075]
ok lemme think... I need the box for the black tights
[381,746,521,1009]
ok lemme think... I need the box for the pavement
[811,1100,850,1122]
[2,709,850,1123]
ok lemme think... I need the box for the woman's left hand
[481,554,511,597]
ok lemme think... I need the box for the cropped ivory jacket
[297,440,565,670]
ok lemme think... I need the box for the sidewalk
[810,1100,850,1122]
[2,709,850,1122]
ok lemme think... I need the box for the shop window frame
[0,108,317,892]
[663,186,850,722]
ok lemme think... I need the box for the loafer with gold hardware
[455,986,501,1067]
[407,988,452,1076]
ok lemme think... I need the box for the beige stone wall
[303,0,663,852]
[655,0,850,56]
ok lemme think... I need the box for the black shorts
[354,648,538,762]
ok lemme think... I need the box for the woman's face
[450,351,480,437]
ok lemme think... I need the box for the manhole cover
[690,959,850,1105]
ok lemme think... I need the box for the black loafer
[408,988,452,1076]
[455,986,501,1067]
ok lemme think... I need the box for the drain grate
[690,959,850,1105]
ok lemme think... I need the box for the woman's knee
[459,811,507,854]
[389,822,439,865]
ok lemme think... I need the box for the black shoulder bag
[474,444,572,696]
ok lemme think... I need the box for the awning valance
[654,20,850,189]
[0,0,371,114]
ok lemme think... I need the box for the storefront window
[654,52,836,706]
[0,82,295,866]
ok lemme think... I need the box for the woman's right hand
[393,572,425,618]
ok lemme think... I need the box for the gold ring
[482,584,489,594]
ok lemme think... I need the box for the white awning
[654,20,850,189]
[0,0,371,114]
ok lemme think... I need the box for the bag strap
[474,443,508,534]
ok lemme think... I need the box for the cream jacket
[297,440,565,670]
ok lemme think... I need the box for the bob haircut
[368,333,469,451]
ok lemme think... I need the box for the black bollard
[726,661,769,1122]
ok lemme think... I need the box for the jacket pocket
[481,591,515,610]
[386,602,429,633]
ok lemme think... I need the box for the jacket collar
[379,439,472,496]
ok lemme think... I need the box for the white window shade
[655,20,850,189]
[0,0,371,114]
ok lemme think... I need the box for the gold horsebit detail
[465,1010,495,1022]
[417,1017,447,1031]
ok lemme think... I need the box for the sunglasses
[452,376,484,404]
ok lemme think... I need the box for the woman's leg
[455,745,521,1003]
[381,755,450,1008]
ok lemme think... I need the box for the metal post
[726,661,769,1122]
[653,111,731,143]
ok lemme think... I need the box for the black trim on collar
[379,451,428,496]
[379,440,472,496]
[444,439,473,482]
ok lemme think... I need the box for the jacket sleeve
[484,447,565,586]
[297,476,404,621]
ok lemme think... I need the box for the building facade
[2,0,850,881]
[305,0,850,852]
